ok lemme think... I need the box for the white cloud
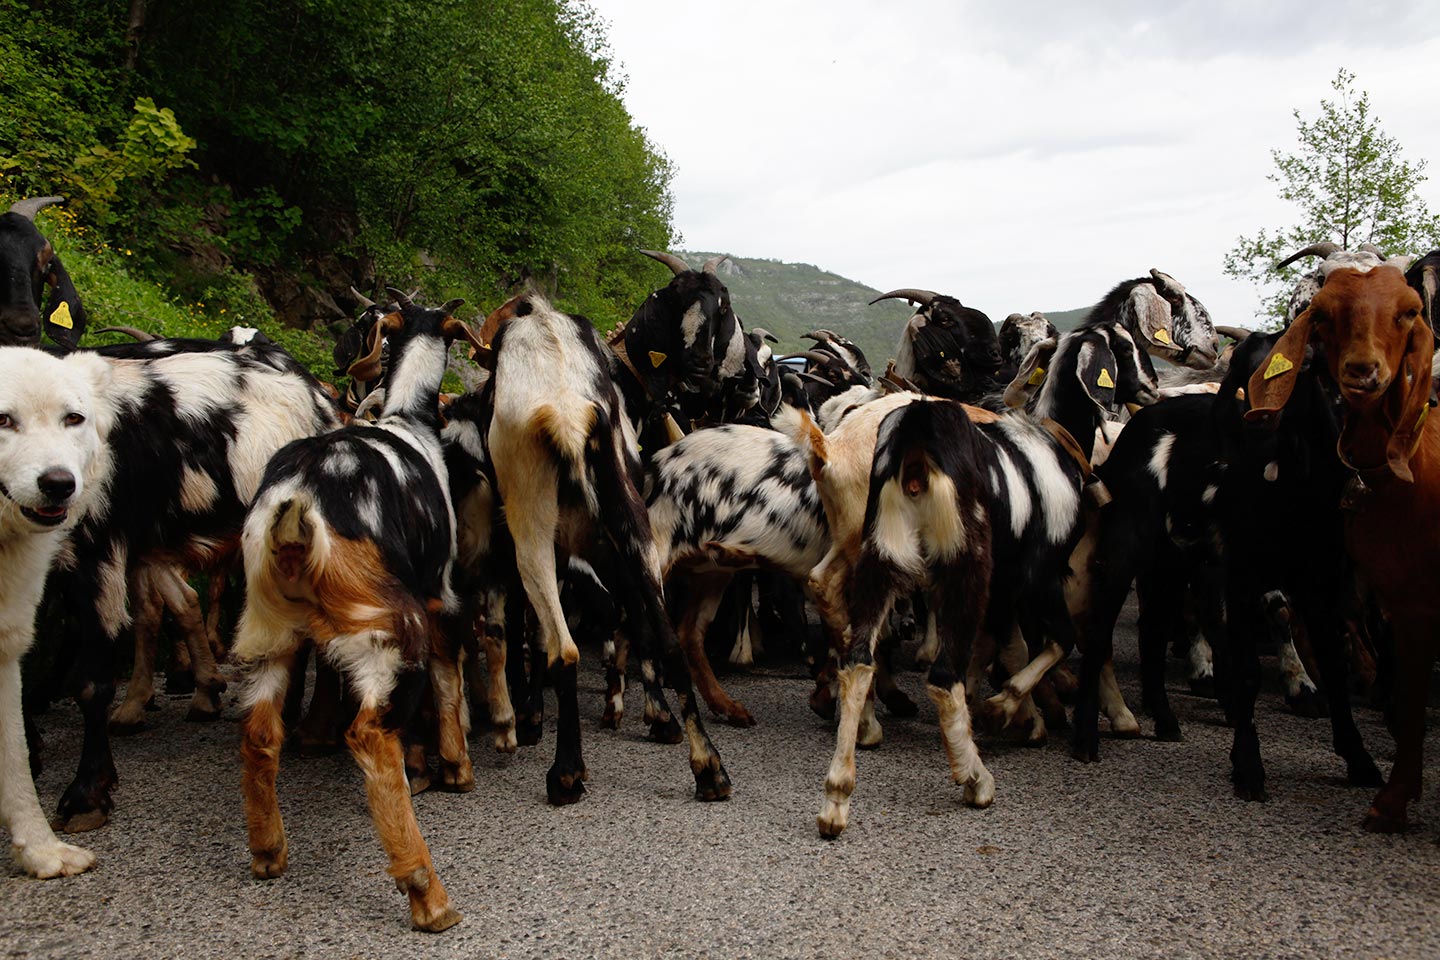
[598,1,1440,326]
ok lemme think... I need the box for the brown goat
[1247,264,1435,832]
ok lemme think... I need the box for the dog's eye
[0,414,11,429]
[64,412,85,427]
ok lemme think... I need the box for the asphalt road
[4,607,1439,960]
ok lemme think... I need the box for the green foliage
[65,97,197,224]
[1223,69,1440,321]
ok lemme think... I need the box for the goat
[485,291,731,804]
[0,196,86,349]
[809,398,995,837]
[873,288,1003,402]
[39,335,343,831]
[0,346,109,877]
[233,291,478,932]
[997,311,1058,384]
[1245,262,1435,830]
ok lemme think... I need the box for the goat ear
[1126,284,1176,353]
[1003,336,1057,408]
[1379,314,1435,483]
[1077,339,1119,411]
[347,310,399,381]
[43,253,87,349]
[1244,308,1314,422]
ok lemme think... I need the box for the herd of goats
[1,194,1438,932]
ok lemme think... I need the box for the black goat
[0,196,86,349]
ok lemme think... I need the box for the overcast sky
[595,1,1440,328]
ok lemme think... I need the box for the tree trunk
[124,0,148,70]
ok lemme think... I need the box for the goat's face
[0,211,86,350]
[1124,271,1218,370]
[906,297,1001,390]
[1306,267,1427,411]
[0,348,108,532]
[1247,266,1432,481]
[998,312,1058,369]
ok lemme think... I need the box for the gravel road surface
[4,609,1438,960]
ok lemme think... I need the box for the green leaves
[1224,68,1440,322]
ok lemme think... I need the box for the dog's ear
[62,350,113,412]
[43,253,87,350]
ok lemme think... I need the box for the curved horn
[1214,324,1252,342]
[93,324,158,342]
[870,288,938,308]
[750,327,778,343]
[1358,242,1386,258]
[1274,242,1341,271]
[349,286,376,310]
[701,255,728,275]
[639,249,691,276]
[779,351,835,365]
[7,196,65,221]
[385,286,413,308]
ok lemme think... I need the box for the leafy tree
[1223,68,1440,321]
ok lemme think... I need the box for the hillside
[680,251,1091,365]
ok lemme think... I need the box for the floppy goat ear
[1373,314,1435,483]
[1003,336,1057,408]
[347,310,401,381]
[42,249,87,349]
[1244,307,1313,422]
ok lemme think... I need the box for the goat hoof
[108,715,147,736]
[1285,688,1328,719]
[517,719,543,747]
[816,801,848,838]
[56,777,115,834]
[1069,732,1100,764]
[250,845,288,879]
[546,765,587,806]
[880,690,919,718]
[718,704,755,728]
[972,700,1008,734]
[185,705,222,723]
[1230,772,1269,803]
[1187,676,1217,699]
[1153,719,1184,743]
[1048,664,1080,698]
[648,716,683,745]
[412,904,462,933]
[808,686,837,722]
[440,764,476,793]
[693,760,732,802]
[1361,807,1408,834]
[598,707,622,730]
[493,729,519,754]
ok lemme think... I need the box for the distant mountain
[679,251,1090,366]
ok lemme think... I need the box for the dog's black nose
[37,468,75,501]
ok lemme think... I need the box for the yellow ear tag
[1097,367,1114,389]
[1263,354,1294,380]
[1027,365,1047,386]
[1417,403,1430,432]
[49,301,73,330]
[649,350,667,368]
[1153,328,1172,345]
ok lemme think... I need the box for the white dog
[0,346,111,877]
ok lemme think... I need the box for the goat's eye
[64,412,86,427]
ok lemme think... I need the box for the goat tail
[866,403,969,573]
[233,489,335,665]
[529,402,598,464]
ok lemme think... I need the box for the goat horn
[870,288,938,308]
[702,255,728,275]
[7,196,65,221]
[1274,242,1341,271]
[1149,269,1186,297]
[350,286,376,310]
[640,249,691,276]
[385,286,413,308]
[779,351,834,365]
[1214,325,1252,342]
[93,324,158,342]
[1357,242,1386,257]
[751,327,778,343]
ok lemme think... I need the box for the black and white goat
[485,291,731,804]
[997,311,1059,384]
[0,196,86,349]
[41,335,343,830]
[233,291,479,932]
[808,398,995,837]
[873,288,1003,403]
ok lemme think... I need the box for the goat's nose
[37,468,75,501]
[1343,360,1380,388]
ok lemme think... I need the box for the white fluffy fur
[0,348,113,878]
